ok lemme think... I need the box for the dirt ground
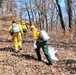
[0,21,76,75]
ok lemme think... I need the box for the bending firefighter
[8,20,23,53]
[30,25,52,65]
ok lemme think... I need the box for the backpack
[12,24,20,33]
[40,30,50,41]
[22,25,27,33]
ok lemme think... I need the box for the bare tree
[32,0,43,29]
[66,0,72,30]
[56,0,65,31]
[25,2,32,26]
[14,0,75,35]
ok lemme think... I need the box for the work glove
[33,40,37,49]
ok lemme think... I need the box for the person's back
[8,20,23,53]
[8,21,23,35]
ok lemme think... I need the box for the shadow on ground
[0,47,13,52]
[56,59,76,74]
[11,53,47,64]
[0,39,12,42]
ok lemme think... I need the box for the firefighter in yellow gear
[22,22,28,33]
[8,20,23,52]
[30,25,40,40]
[31,25,52,65]
[21,21,28,40]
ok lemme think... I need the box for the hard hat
[31,25,36,29]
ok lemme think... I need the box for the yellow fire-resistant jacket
[8,23,23,35]
[32,28,40,40]
[22,24,28,33]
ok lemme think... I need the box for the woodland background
[0,0,76,75]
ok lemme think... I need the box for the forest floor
[0,21,76,75]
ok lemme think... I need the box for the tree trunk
[26,8,32,26]
[56,0,65,31]
[67,0,72,29]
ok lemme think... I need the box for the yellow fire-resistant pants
[12,32,22,52]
